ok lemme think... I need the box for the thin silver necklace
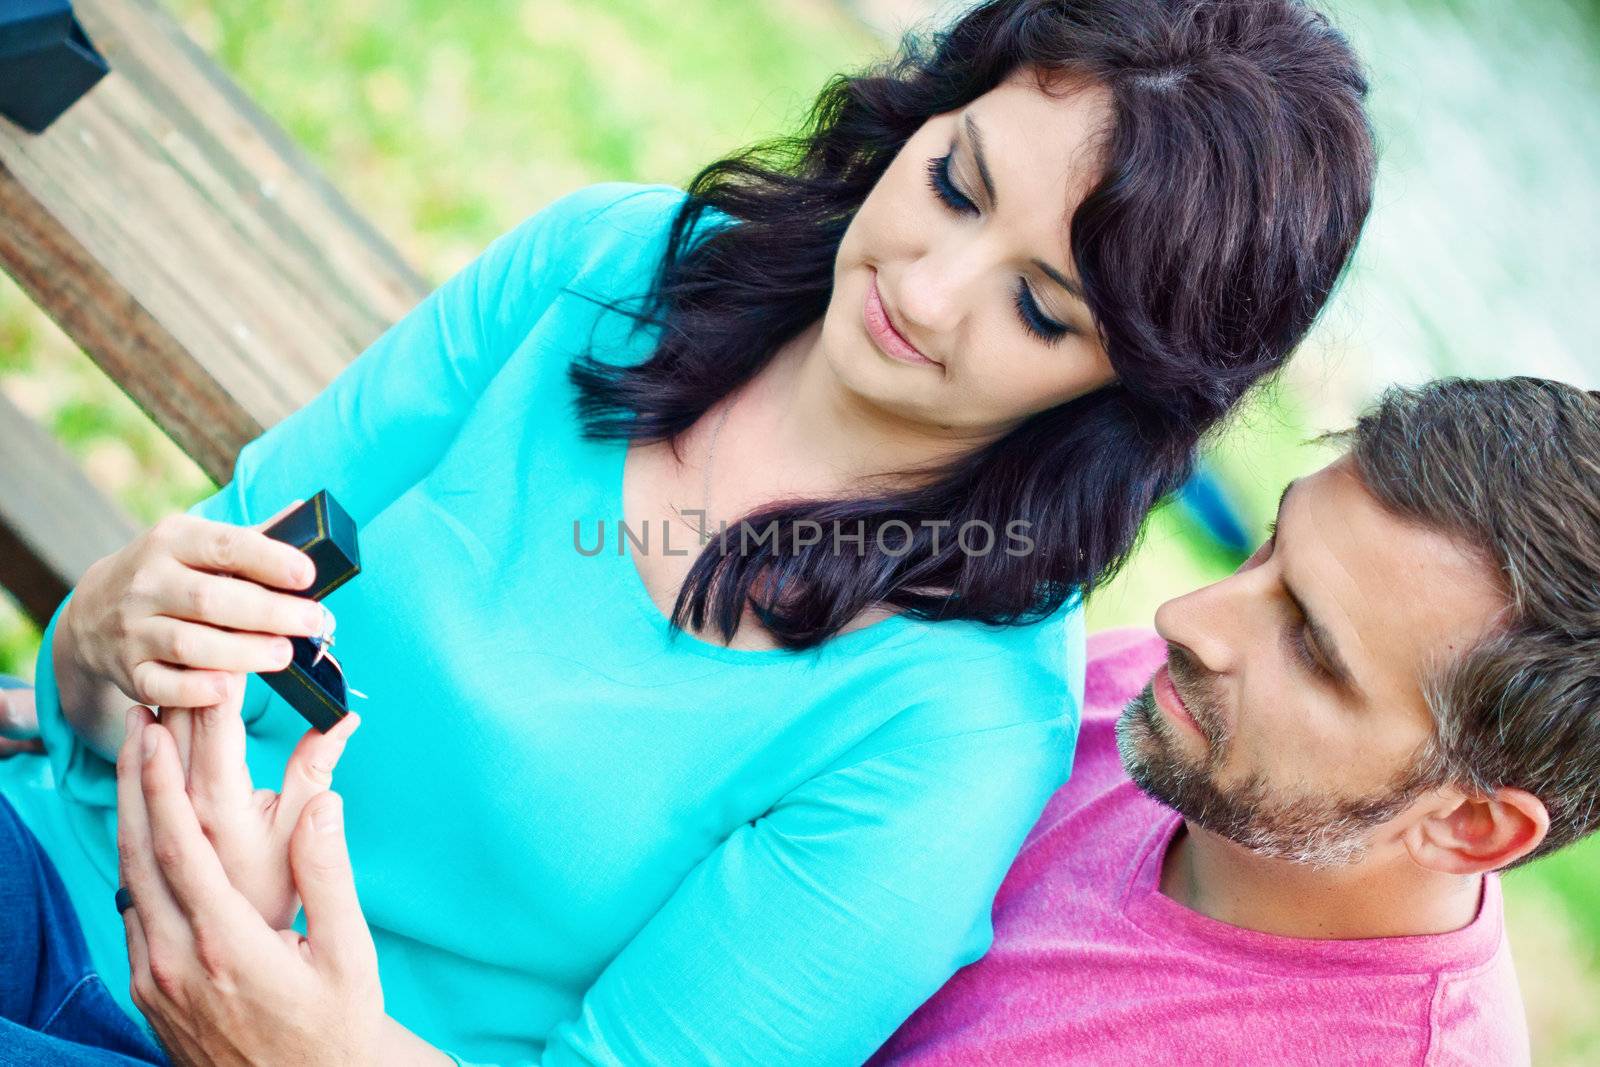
[679,396,735,542]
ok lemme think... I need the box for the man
[868,375,1600,1065]
[8,376,1598,1064]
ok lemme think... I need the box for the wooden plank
[0,0,430,483]
[0,390,140,626]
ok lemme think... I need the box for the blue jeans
[0,678,169,1066]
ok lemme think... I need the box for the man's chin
[1114,687,1374,868]
[1115,686,1204,786]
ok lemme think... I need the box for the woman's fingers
[186,675,255,821]
[0,689,43,755]
[139,616,297,676]
[157,514,315,593]
[253,499,306,532]
[157,570,327,640]
[275,714,361,838]
[162,706,194,777]
[127,661,232,710]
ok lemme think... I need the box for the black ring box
[258,490,361,732]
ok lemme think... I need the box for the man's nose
[1153,569,1263,677]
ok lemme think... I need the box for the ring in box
[258,490,361,732]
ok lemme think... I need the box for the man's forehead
[1285,458,1507,699]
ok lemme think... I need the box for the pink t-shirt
[868,627,1530,1067]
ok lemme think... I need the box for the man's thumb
[0,687,40,740]
[290,792,373,975]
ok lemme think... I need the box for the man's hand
[116,707,447,1067]
[156,682,361,930]
[0,686,44,758]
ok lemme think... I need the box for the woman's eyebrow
[962,113,1085,302]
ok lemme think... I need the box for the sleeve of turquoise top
[531,704,1081,1067]
[31,181,635,821]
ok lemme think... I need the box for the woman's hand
[55,502,329,760]
[116,708,447,1067]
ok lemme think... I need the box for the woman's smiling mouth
[865,270,941,368]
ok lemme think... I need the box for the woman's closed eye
[923,151,1075,347]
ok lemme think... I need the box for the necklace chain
[689,397,735,542]
[700,396,736,524]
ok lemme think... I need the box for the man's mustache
[1164,643,1227,748]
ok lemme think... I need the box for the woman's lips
[865,271,940,367]
[1152,663,1205,738]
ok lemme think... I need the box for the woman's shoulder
[487,180,737,323]
[520,180,726,274]
[856,594,1087,752]
[910,590,1086,690]
[549,180,686,240]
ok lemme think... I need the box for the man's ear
[1404,787,1550,875]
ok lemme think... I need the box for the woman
[0,1,1375,1063]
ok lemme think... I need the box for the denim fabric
[0,767,168,1065]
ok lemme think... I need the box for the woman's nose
[896,236,991,337]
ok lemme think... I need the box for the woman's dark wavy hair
[568,0,1376,650]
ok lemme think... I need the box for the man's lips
[1152,663,1205,738]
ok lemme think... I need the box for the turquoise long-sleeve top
[0,181,1086,1066]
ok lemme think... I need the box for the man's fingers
[116,709,190,954]
[276,714,360,833]
[140,616,297,676]
[0,737,45,758]
[0,687,39,740]
[139,723,255,923]
[290,793,374,977]
[120,893,157,1011]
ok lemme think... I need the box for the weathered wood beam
[0,390,140,627]
[0,0,430,484]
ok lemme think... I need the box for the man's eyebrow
[1274,478,1362,696]
[962,113,1085,302]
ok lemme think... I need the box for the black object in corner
[0,0,109,133]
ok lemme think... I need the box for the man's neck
[1159,820,1486,940]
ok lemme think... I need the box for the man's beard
[1113,645,1438,869]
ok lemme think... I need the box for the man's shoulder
[1071,625,1166,772]
[1083,627,1166,721]
[1018,627,1166,848]
[1426,885,1532,1066]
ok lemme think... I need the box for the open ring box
[257,490,361,732]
